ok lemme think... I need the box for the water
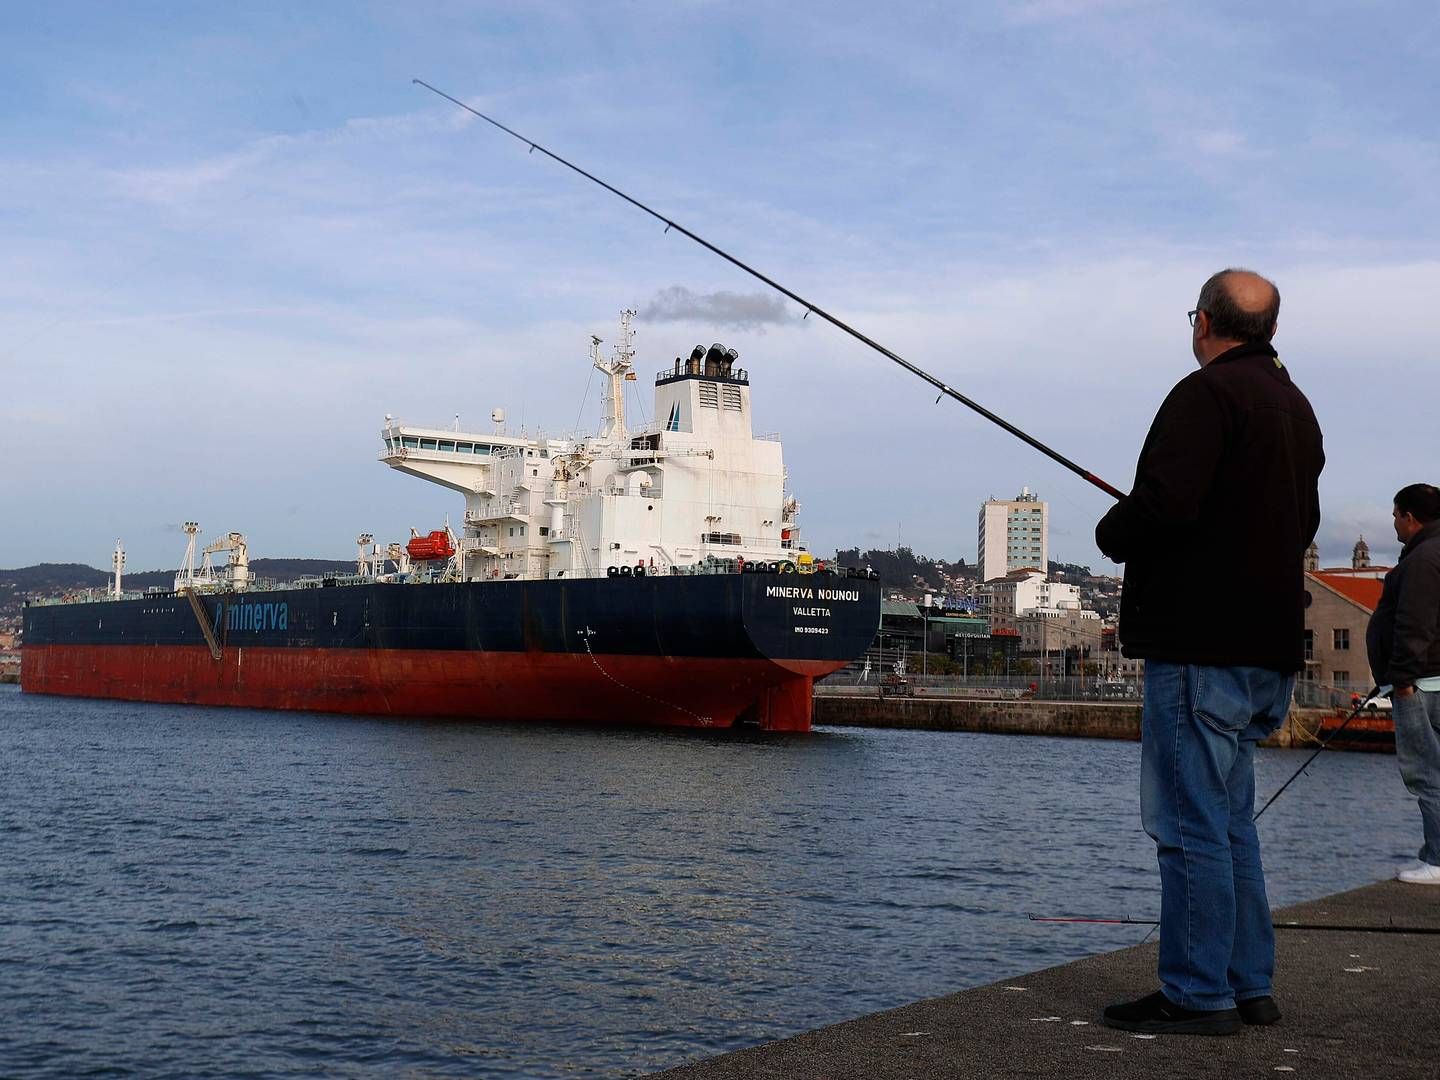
[0,684,1420,1078]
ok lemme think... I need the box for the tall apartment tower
[978,487,1049,582]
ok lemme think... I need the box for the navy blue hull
[22,574,881,730]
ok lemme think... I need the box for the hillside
[834,546,973,595]
[0,559,355,624]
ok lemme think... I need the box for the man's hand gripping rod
[412,78,1124,501]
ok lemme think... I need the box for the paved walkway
[647,880,1440,1079]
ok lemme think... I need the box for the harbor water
[0,684,1419,1078]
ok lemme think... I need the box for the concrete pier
[647,880,1440,1079]
[815,694,1362,750]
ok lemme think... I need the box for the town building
[861,598,1020,677]
[1303,538,1390,703]
[976,567,1102,677]
[977,487,1048,582]
[981,568,1082,629]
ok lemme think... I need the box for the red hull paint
[21,644,832,732]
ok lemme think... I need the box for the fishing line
[1028,913,1440,935]
[412,78,1125,500]
[1253,686,1382,821]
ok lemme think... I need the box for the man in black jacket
[1095,269,1324,1035]
[1366,483,1440,884]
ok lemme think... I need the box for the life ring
[779,561,796,574]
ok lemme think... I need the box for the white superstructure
[379,311,806,581]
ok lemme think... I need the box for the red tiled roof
[1311,572,1384,612]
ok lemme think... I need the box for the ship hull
[21,574,880,732]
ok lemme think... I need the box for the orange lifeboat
[406,530,455,561]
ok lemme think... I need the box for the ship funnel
[704,343,734,378]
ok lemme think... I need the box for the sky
[2,1,1437,574]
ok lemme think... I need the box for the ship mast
[111,539,125,599]
[593,308,637,442]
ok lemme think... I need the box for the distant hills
[0,559,354,624]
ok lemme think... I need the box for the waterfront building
[856,598,1019,676]
[977,488,1048,583]
[980,568,1082,630]
[1304,556,1388,702]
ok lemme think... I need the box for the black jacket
[1095,341,1324,672]
[1367,520,1440,687]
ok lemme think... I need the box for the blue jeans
[1393,689,1440,865]
[1140,661,1294,1011]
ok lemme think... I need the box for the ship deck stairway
[183,588,223,661]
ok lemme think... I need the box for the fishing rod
[412,78,1126,501]
[1028,913,1440,936]
[1253,686,1383,821]
[415,79,1357,821]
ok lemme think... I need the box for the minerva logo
[228,601,289,632]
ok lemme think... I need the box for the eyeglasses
[1187,309,1203,328]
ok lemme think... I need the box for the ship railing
[814,671,1145,703]
[377,446,501,464]
[697,533,800,554]
[463,499,530,523]
[654,367,749,384]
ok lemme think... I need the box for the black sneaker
[1237,995,1281,1025]
[1101,990,1242,1035]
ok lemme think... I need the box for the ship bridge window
[457,442,473,453]
[472,444,490,455]
[438,440,456,452]
[420,438,438,450]
[402,436,420,449]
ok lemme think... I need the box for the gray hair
[1197,268,1280,343]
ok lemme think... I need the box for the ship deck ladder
[182,587,223,661]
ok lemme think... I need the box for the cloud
[1005,0,1145,25]
[1194,129,1247,156]
[639,286,797,331]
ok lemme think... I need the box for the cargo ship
[22,312,881,731]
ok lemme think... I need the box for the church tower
[1304,541,1319,572]
[1352,536,1371,570]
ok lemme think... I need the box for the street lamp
[922,593,930,678]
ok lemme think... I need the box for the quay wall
[814,694,1346,750]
